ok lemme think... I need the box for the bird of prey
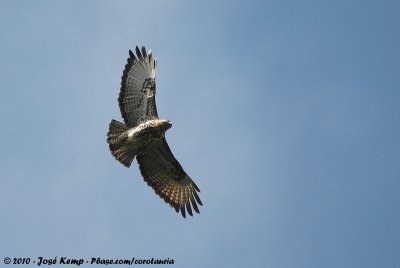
[106,46,202,218]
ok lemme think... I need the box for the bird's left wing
[136,138,203,218]
[119,46,158,127]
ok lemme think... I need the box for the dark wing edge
[118,46,158,127]
[136,138,203,218]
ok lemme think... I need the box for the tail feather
[107,119,136,167]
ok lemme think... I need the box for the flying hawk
[106,46,202,218]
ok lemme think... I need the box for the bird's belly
[124,127,163,150]
[124,135,141,151]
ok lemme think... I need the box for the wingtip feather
[135,46,143,61]
[180,205,186,218]
[190,195,200,214]
[193,190,203,206]
[186,201,193,217]
[129,49,134,59]
[141,46,147,59]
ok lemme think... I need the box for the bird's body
[108,119,172,163]
[124,119,172,148]
[106,46,202,218]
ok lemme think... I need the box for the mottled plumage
[107,46,202,218]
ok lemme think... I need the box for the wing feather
[136,138,202,218]
[119,46,158,127]
[141,46,147,59]
[135,46,144,61]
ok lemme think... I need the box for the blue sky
[1,0,399,267]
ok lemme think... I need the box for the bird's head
[158,119,172,133]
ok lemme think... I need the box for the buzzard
[106,46,202,218]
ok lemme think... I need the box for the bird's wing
[136,138,203,218]
[119,46,158,127]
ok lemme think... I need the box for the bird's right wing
[136,138,203,218]
[118,46,158,127]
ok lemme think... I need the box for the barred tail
[107,119,136,167]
